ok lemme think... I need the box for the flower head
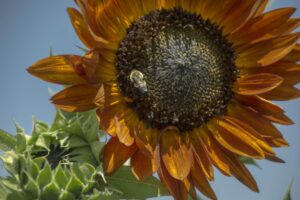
[28,0,300,199]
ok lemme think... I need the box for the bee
[129,70,148,96]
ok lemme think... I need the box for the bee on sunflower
[28,0,300,199]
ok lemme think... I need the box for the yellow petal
[103,137,137,175]
[135,122,159,156]
[233,73,283,95]
[161,127,193,180]
[51,84,99,112]
[282,44,300,62]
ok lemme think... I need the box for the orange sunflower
[28,0,300,199]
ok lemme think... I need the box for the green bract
[0,109,168,200]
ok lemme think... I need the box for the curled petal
[131,149,159,181]
[103,137,137,175]
[233,73,283,95]
[161,127,193,180]
[158,161,188,200]
[51,84,99,112]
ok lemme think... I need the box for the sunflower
[28,0,300,199]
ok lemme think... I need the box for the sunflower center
[116,8,237,132]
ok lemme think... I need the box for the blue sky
[0,1,299,200]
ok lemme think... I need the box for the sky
[0,1,299,200]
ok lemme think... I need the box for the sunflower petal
[135,122,159,156]
[208,119,265,159]
[103,137,137,175]
[191,158,217,200]
[282,44,300,62]
[131,149,159,181]
[236,33,300,67]
[230,8,296,46]
[158,161,188,200]
[236,94,294,125]
[161,127,193,180]
[259,84,300,101]
[234,73,283,95]
[51,84,99,112]
[228,102,284,139]
[190,130,214,181]
[67,8,103,48]
[114,115,135,147]
[27,55,87,85]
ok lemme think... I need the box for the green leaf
[65,175,84,197]
[59,191,76,200]
[24,173,39,199]
[76,111,99,143]
[37,161,52,188]
[106,166,169,199]
[50,110,67,131]
[69,147,98,166]
[239,156,261,169]
[15,131,27,154]
[66,136,89,149]
[40,182,60,200]
[90,141,105,163]
[54,165,68,189]
[283,181,293,200]
[0,129,16,151]
[82,189,120,200]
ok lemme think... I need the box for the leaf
[0,129,16,151]
[24,173,39,198]
[59,191,76,200]
[66,136,89,149]
[54,165,68,189]
[65,175,84,197]
[283,181,293,200]
[37,161,52,188]
[76,110,99,143]
[90,141,105,163]
[40,181,60,200]
[239,156,261,169]
[106,166,169,199]
[50,110,68,131]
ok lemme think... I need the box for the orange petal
[131,149,159,181]
[135,122,159,156]
[252,0,268,17]
[259,84,300,101]
[265,153,285,163]
[67,8,103,48]
[236,33,300,67]
[27,55,86,85]
[223,116,274,155]
[265,137,289,147]
[224,151,259,192]
[208,118,265,159]
[230,8,296,46]
[220,0,263,33]
[51,84,99,112]
[190,157,217,200]
[236,94,294,125]
[158,161,188,200]
[103,137,137,175]
[282,44,300,62]
[228,102,284,139]
[114,114,135,147]
[199,129,231,176]
[233,73,283,95]
[161,127,193,180]
[190,130,214,181]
